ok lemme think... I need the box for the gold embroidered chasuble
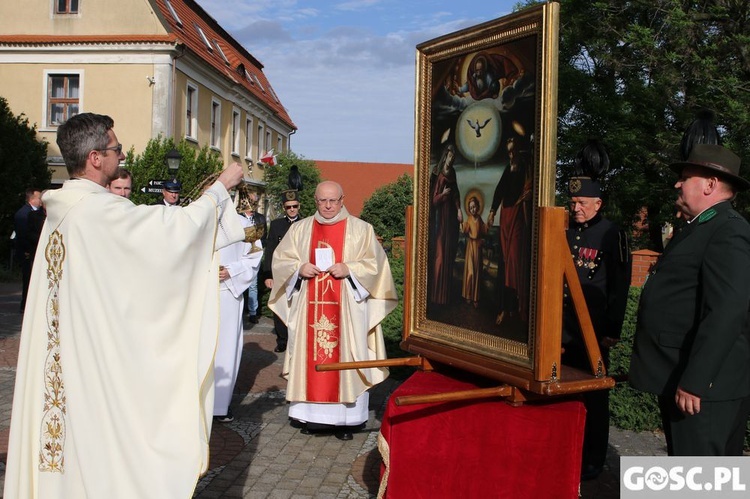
[268,207,398,404]
[4,178,244,498]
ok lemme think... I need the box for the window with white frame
[186,83,198,139]
[55,0,79,14]
[231,108,240,155]
[257,123,265,159]
[211,99,221,149]
[266,130,272,155]
[47,73,80,127]
[277,135,283,153]
[245,117,253,159]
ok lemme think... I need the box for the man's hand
[264,278,273,289]
[675,386,701,415]
[299,262,321,279]
[327,262,350,279]
[217,162,244,191]
[218,267,229,282]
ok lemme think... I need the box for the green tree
[0,97,50,263]
[360,174,413,240]
[124,137,224,206]
[262,151,321,219]
[545,0,750,250]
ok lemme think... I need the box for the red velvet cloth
[378,370,585,498]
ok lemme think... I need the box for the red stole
[306,219,347,402]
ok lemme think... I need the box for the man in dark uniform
[14,188,42,312]
[155,179,181,206]
[630,144,750,456]
[262,190,301,352]
[563,141,631,480]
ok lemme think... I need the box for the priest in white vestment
[268,181,398,440]
[214,211,263,421]
[3,113,246,499]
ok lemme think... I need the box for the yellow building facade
[0,0,295,185]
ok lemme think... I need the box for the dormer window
[164,0,182,27]
[194,24,213,52]
[213,40,229,64]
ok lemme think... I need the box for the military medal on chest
[576,247,599,269]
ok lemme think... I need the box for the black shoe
[274,344,287,353]
[249,314,260,324]
[335,430,353,441]
[581,464,603,481]
[300,425,312,435]
[214,409,234,423]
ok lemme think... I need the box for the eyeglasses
[99,143,123,155]
[284,204,299,210]
[315,196,343,205]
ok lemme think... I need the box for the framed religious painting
[403,2,598,395]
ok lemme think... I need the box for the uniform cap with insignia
[669,144,750,191]
[569,139,609,197]
[568,176,601,197]
[282,189,299,202]
[163,179,182,192]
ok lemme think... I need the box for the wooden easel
[317,206,614,405]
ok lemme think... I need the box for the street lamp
[165,148,182,177]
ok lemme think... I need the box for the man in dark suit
[13,188,42,312]
[262,190,301,352]
[630,143,750,456]
[563,141,631,480]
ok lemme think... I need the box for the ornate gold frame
[404,3,561,384]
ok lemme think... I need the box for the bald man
[268,181,398,441]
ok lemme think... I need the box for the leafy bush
[124,137,223,206]
[380,250,416,380]
[360,174,413,241]
[608,287,662,432]
[262,151,321,219]
[0,97,50,264]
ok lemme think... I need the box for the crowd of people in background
[5,107,750,498]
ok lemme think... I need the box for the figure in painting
[487,136,533,325]
[458,52,519,101]
[429,144,463,306]
[461,193,488,308]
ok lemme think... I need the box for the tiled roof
[0,34,177,44]
[315,160,414,216]
[154,0,294,129]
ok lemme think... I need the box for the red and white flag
[259,149,276,166]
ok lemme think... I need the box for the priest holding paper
[268,181,398,440]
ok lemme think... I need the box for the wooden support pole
[395,385,514,406]
[315,356,429,372]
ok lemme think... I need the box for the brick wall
[631,249,660,287]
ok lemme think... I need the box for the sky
[197,0,522,164]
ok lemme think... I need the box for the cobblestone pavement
[0,280,668,498]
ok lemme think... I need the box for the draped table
[377,370,586,498]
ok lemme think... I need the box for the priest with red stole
[268,180,398,440]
